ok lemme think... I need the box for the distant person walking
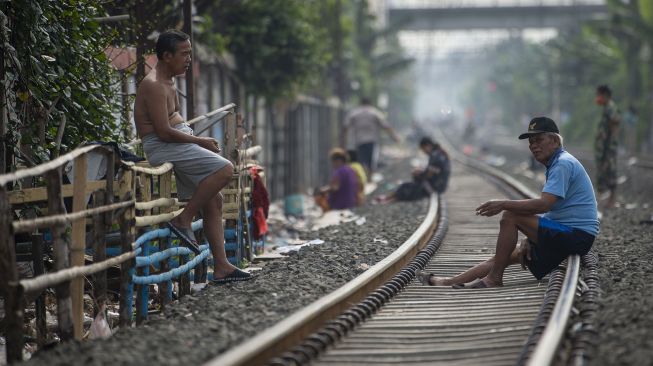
[594,85,621,209]
[344,96,401,173]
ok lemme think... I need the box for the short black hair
[419,137,436,148]
[360,96,372,105]
[596,85,612,97]
[156,29,190,60]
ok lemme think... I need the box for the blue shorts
[525,217,595,280]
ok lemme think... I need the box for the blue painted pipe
[132,248,211,285]
[135,244,209,268]
[133,219,205,249]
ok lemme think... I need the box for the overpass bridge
[388,3,609,31]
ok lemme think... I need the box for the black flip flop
[166,222,201,255]
[211,268,255,285]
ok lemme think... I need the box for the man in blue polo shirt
[420,117,599,288]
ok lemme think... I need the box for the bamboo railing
[0,103,264,363]
[0,144,135,362]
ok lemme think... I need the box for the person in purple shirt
[321,148,359,210]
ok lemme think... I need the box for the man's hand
[197,137,221,154]
[475,199,505,217]
[519,238,532,270]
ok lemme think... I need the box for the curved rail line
[203,137,582,366]
[206,194,440,366]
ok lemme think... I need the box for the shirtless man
[134,29,251,283]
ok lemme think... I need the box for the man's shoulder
[557,151,589,176]
[137,76,170,98]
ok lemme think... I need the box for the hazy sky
[387,0,604,8]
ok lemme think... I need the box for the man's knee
[219,163,234,178]
[500,211,517,226]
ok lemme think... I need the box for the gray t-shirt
[344,105,389,148]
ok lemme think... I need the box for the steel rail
[204,194,439,366]
[528,255,580,366]
[434,128,581,366]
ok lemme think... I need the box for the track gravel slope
[24,155,428,366]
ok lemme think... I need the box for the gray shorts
[142,124,231,200]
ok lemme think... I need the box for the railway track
[204,145,586,366]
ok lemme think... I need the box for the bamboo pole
[70,154,88,340]
[92,191,107,317]
[20,250,138,294]
[183,0,196,121]
[159,171,172,307]
[32,233,47,347]
[135,173,151,324]
[47,168,74,341]
[119,171,135,327]
[0,144,99,186]
[0,186,23,362]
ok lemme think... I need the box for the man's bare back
[134,68,184,138]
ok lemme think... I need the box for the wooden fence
[0,103,262,363]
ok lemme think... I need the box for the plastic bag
[88,304,112,339]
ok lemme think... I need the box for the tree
[196,0,329,100]
[1,1,121,170]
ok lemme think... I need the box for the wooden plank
[178,254,191,297]
[47,168,74,341]
[224,111,238,162]
[8,179,120,204]
[70,154,88,340]
[119,195,135,328]
[92,191,107,317]
[159,171,172,307]
[135,172,151,325]
[32,233,47,347]
[0,187,23,362]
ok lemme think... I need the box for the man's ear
[162,51,173,62]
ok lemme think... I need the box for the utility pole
[333,0,347,147]
[183,0,196,121]
[134,0,147,84]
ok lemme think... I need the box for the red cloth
[249,167,270,239]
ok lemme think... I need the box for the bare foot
[213,263,240,279]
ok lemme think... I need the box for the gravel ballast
[23,155,429,365]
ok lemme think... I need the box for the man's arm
[142,80,220,153]
[383,125,401,143]
[475,192,558,217]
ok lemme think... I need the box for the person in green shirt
[594,85,620,209]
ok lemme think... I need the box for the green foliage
[1,0,120,164]
[460,4,653,150]
[197,0,329,99]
